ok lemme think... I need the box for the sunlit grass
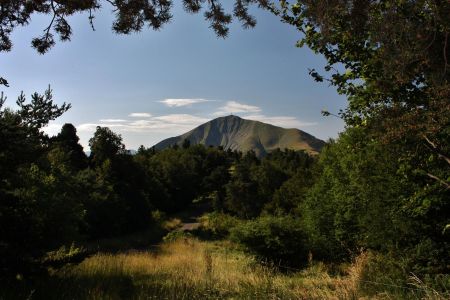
[64,238,287,299]
[3,237,447,299]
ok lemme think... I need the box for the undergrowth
[1,237,448,299]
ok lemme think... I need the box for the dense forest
[0,0,449,298]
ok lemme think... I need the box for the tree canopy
[0,0,269,54]
[269,1,449,190]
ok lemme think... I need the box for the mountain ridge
[153,115,325,156]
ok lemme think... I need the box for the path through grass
[4,237,445,299]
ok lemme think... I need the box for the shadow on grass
[83,225,167,254]
[2,272,171,299]
[1,271,232,300]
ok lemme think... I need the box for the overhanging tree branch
[423,135,450,166]
[426,172,450,190]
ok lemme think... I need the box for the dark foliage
[0,88,79,273]
[230,215,309,267]
[223,149,315,218]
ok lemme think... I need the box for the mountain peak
[154,116,325,157]
[215,115,243,122]
[221,114,241,119]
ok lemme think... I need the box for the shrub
[150,210,166,224]
[199,212,242,238]
[162,230,192,242]
[230,215,308,267]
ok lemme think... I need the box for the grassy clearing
[2,237,447,300]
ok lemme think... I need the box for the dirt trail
[174,201,210,232]
[180,222,201,231]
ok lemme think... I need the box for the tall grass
[2,237,448,299]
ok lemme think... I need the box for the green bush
[230,215,308,267]
[162,230,193,243]
[199,212,242,238]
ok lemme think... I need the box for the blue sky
[1,2,346,150]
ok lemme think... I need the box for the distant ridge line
[153,115,325,157]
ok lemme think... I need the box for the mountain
[153,115,325,157]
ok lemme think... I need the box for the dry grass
[65,238,284,299]
[54,239,383,299]
[409,274,449,300]
[8,237,446,299]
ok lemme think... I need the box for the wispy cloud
[99,119,127,122]
[213,101,261,116]
[77,114,208,134]
[129,112,152,118]
[159,98,214,107]
[153,114,209,124]
[211,101,315,129]
[244,114,318,128]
